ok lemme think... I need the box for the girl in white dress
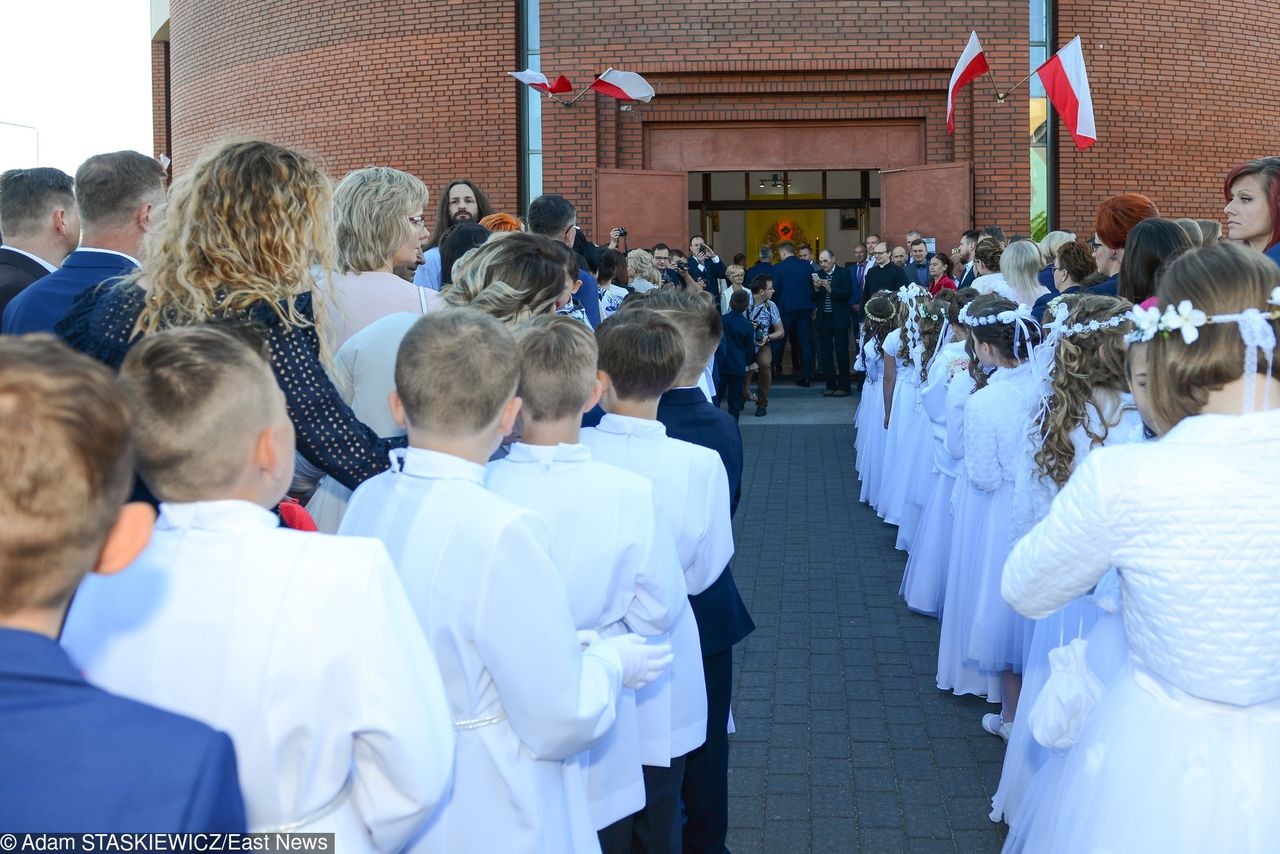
[856,294,896,505]
[895,296,952,552]
[1004,243,1280,854]
[901,291,975,615]
[936,295,1041,729]
[991,294,1144,828]
[876,285,931,530]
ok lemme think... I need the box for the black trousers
[681,648,733,854]
[631,755,687,854]
[719,373,745,421]
[779,309,812,381]
[816,313,851,391]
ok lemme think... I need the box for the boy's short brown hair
[623,288,721,383]
[514,315,598,422]
[118,324,279,503]
[595,312,685,401]
[395,308,520,434]
[0,335,135,614]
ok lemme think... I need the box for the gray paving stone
[726,408,1005,852]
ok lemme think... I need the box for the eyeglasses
[1088,239,1101,250]
[409,214,428,227]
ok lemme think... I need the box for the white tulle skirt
[879,381,929,528]
[990,596,1103,825]
[856,379,888,505]
[964,480,1033,674]
[1010,656,1280,854]
[936,475,1002,701]
[899,469,955,617]
[873,375,912,519]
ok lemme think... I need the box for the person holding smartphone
[687,235,726,296]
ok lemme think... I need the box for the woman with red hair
[1224,157,1280,270]
[1089,193,1159,295]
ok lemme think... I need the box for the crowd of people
[1,139,1279,853]
[854,159,1280,853]
[0,140,756,853]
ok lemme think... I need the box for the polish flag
[589,68,656,103]
[508,69,573,95]
[947,32,990,133]
[1036,37,1097,150]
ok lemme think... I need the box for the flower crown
[1043,301,1130,338]
[958,301,1034,327]
[865,302,896,323]
[1126,287,1280,414]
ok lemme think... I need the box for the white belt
[454,711,508,731]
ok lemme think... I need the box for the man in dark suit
[527,193,601,327]
[956,229,982,289]
[771,241,816,385]
[0,335,247,832]
[744,244,773,291]
[862,241,911,311]
[656,372,755,854]
[904,238,931,287]
[0,167,79,318]
[688,235,727,297]
[718,289,755,421]
[4,151,166,335]
[813,249,855,396]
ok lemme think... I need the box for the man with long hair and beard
[413,179,495,291]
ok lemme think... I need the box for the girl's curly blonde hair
[136,139,335,336]
[1034,294,1134,488]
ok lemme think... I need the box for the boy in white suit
[580,312,735,853]
[60,326,455,850]
[485,315,687,852]
[339,308,673,854]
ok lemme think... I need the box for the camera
[617,226,627,237]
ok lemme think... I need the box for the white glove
[593,634,674,689]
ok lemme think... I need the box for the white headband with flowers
[1127,287,1280,414]
[1042,301,1130,339]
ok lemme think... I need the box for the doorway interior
[688,170,882,263]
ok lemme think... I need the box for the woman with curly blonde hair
[444,231,578,326]
[625,248,660,293]
[58,139,403,490]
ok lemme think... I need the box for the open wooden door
[880,162,972,250]
[594,169,688,252]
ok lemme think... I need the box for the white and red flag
[947,32,990,132]
[589,68,656,103]
[1036,36,1097,150]
[508,69,573,95]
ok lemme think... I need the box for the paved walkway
[725,386,1008,853]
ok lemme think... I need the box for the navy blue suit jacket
[0,627,246,831]
[1086,273,1119,297]
[719,310,755,375]
[904,260,930,288]
[576,267,601,327]
[772,255,815,313]
[0,247,52,320]
[743,261,773,290]
[1266,244,1280,270]
[688,254,726,294]
[3,249,137,335]
[656,387,755,654]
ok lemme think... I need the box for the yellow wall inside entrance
[745,199,825,260]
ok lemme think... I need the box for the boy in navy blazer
[627,290,756,854]
[0,335,246,832]
[719,289,755,422]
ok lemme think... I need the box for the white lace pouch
[1028,637,1104,750]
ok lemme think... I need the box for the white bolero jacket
[1003,408,1280,707]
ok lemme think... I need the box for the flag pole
[996,67,1040,102]
[561,68,611,108]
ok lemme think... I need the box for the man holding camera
[812,249,854,397]
[652,243,697,289]
[686,235,726,296]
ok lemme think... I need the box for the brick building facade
[149,0,1280,255]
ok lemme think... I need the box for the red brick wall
[539,4,1030,242]
[1054,0,1280,234]
[164,0,522,210]
[151,41,170,163]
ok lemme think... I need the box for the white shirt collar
[392,446,486,484]
[594,413,669,439]
[503,441,592,465]
[157,500,279,533]
[75,247,142,266]
[0,244,58,273]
